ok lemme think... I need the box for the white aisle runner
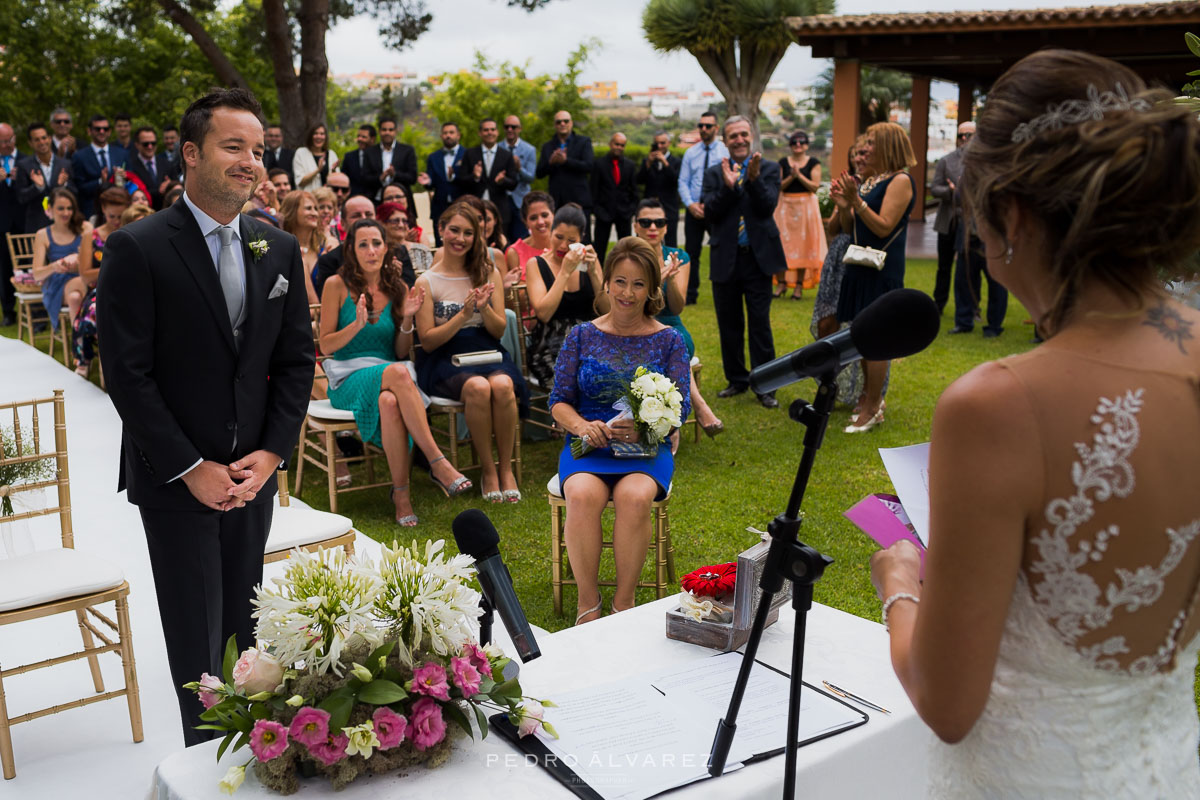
[0,336,381,798]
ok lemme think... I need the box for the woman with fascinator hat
[869,50,1200,796]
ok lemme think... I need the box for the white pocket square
[268,275,289,299]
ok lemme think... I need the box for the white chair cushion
[265,506,354,555]
[0,549,125,612]
[16,292,43,301]
[690,356,701,369]
[429,395,464,409]
[308,399,355,421]
[547,473,671,498]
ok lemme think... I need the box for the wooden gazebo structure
[787,1,1200,220]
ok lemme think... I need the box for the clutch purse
[451,350,502,367]
[842,221,904,271]
[610,440,658,459]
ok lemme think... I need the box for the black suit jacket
[72,144,128,218]
[536,134,593,210]
[125,153,178,209]
[591,154,638,222]
[341,147,383,200]
[636,153,681,212]
[96,200,314,510]
[0,151,20,236]
[701,159,786,282]
[454,146,518,225]
[15,155,76,232]
[425,147,464,224]
[263,147,295,177]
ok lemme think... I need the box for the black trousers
[934,224,957,314]
[140,502,272,746]
[683,212,707,304]
[0,237,14,317]
[953,234,1008,334]
[592,216,631,263]
[712,246,776,390]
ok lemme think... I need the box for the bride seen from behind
[869,49,1200,796]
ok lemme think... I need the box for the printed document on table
[879,442,931,546]
[650,652,865,758]
[534,680,737,800]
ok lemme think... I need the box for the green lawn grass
[10,255,1197,708]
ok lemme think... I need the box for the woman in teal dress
[632,197,723,439]
[319,219,471,527]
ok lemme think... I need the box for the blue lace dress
[549,322,692,499]
[654,245,695,359]
[326,295,398,447]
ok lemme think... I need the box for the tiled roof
[787,2,1200,36]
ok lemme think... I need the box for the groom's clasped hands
[180,449,281,511]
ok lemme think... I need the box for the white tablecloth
[150,597,930,799]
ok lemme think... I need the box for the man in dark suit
[73,114,128,218]
[342,123,383,200]
[417,121,464,245]
[97,89,314,746]
[375,116,417,208]
[126,126,179,209]
[15,122,75,232]
[536,110,593,238]
[455,118,518,229]
[262,123,294,178]
[0,122,20,325]
[701,116,786,409]
[590,132,638,261]
[636,131,681,248]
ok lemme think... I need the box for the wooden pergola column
[830,58,861,177]
[958,81,975,124]
[909,75,931,223]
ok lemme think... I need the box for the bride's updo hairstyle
[962,49,1200,333]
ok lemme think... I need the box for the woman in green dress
[632,198,723,440]
[319,219,471,526]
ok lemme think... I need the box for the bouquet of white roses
[571,366,683,458]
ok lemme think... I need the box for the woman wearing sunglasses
[632,198,723,440]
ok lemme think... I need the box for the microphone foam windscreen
[850,288,940,362]
[451,508,500,559]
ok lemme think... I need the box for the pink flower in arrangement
[461,643,493,678]
[450,656,481,698]
[288,706,331,748]
[517,701,545,738]
[308,731,350,767]
[232,648,284,695]
[408,697,446,751]
[197,672,224,710]
[411,662,451,701]
[249,719,290,762]
[372,707,407,750]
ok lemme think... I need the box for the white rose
[232,648,284,695]
[652,374,673,395]
[666,390,683,410]
[651,419,673,440]
[638,397,666,425]
[631,374,658,398]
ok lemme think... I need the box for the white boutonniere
[248,235,270,261]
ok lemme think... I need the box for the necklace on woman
[859,171,895,196]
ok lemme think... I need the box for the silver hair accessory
[1010,83,1151,144]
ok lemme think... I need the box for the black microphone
[750,288,940,395]
[452,509,541,663]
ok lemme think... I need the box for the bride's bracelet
[881,592,920,632]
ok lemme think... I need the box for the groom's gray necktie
[216,225,245,338]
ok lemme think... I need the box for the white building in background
[628,87,720,119]
[760,81,818,123]
[892,98,960,161]
[335,70,426,91]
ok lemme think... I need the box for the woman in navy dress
[831,122,917,433]
[549,236,691,624]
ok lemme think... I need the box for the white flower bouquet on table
[571,366,684,459]
[185,541,555,795]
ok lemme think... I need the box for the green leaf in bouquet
[357,679,408,705]
[366,640,396,673]
[195,724,232,732]
[493,676,521,698]
[216,730,238,762]
[476,676,496,695]
[250,703,272,720]
[221,635,239,685]
[1187,31,1200,58]
[472,702,489,738]
[225,708,254,735]
[319,688,355,732]
[442,701,473,738]
[234,731,250,751]
[1188,68,1200,77]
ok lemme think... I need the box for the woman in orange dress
[773,131,827,299]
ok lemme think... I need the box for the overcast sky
[326,0,1137,95]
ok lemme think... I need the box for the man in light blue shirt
[677,111,728,304]
[499,114,539,241]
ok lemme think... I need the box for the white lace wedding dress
[929,348,1200,798]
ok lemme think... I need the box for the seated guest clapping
[32,187,93,334]
[376,201,417,287]
[549,237,691,624]
[632,197,723,440]
[504,190,554,285]
[525,203,605,389]
[414,203,529,503]
[319,219,471,526]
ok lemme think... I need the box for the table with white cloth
[150,596,930,799]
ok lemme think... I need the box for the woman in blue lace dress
[550,236,691,624]
[320,219,471,527]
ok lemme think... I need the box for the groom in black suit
[97,88,314,746]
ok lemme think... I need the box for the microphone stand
[708,373,836,798]
[477,596,494,648]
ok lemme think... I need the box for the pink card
[844,493,926,578]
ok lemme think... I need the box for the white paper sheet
[878,443,932,546]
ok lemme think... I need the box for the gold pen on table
[822,681,891,715]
